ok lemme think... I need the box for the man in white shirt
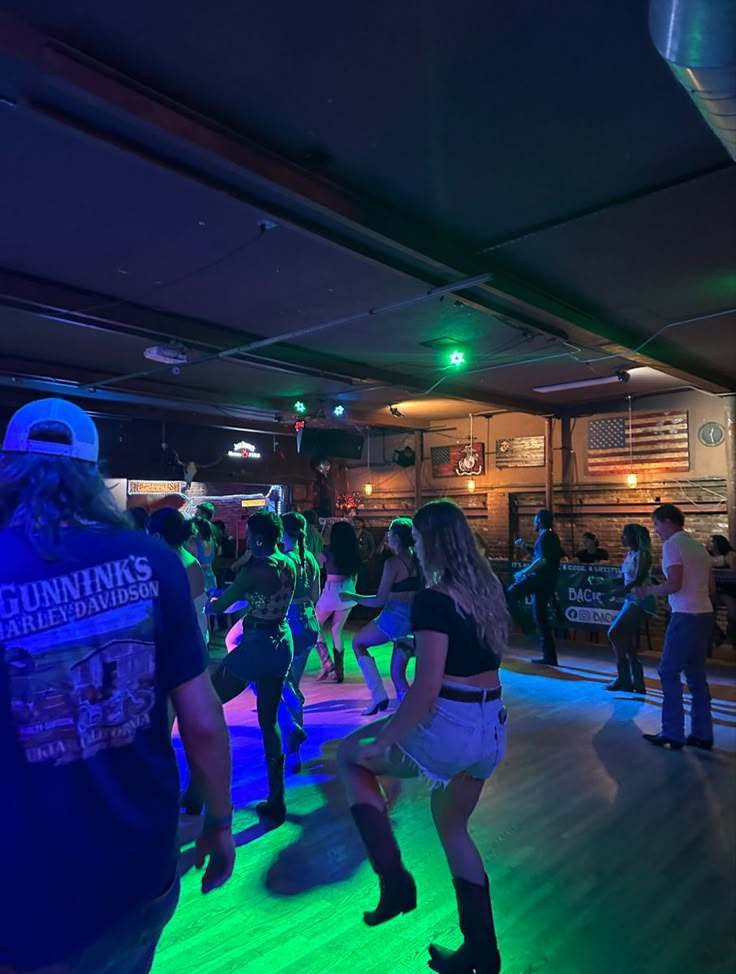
[633,504,714,750]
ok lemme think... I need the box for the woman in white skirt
[341,518,420,714]
[314,520,360,682]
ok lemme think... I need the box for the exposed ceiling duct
[649,0,736,160]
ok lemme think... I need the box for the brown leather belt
[439,684,502,703]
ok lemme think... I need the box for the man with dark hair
[0,398,235,973]
[507,509,564,665]
[633,503,715,750]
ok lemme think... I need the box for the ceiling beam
[0,276,544,414]
[1,15,731,393]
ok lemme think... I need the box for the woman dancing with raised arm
[338,500,509,974]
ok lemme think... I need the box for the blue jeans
[71,875,179,974]
[279,604,319,741]
[659,612,713,743]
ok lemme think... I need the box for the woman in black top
[338,500,508,974]
[342,518,421,715]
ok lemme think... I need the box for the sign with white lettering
[492,561,627,631]
[127,480,182,495]
[228,441,262,459]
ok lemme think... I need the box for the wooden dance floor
[156,634,736,974]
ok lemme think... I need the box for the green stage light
[294,400,307,414]
[449,349,466,367]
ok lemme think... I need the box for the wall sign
[127,480,182,495]
[431,442,484,478]
[495,436,545,468]
[228,441,262,459]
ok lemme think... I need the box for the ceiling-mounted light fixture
[294,400,307,414]
[388,404,405,418]
[449,349,466,367]
[533,371,630,394]
[332,404,346,418]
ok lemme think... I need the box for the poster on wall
[128,480,183,495]
[495,436,545,468]
[493,562,625,631]
[586,411,689,476]
[430,442,484,478]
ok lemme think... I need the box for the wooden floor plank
[153,635,736,974]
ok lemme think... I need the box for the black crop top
[392,574,421,593]
[410,588,501,675]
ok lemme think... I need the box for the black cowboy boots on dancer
[256,754,286,826]
[349,803,416,926]
[428,873,501,974]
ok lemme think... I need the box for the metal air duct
[649,0,736,160]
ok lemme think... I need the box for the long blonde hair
[413,499,509,657]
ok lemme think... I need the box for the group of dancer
[148,497,505,971]
[157,497,716,973]
[2,396,721,974]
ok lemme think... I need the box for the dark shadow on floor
[262,742,403,897]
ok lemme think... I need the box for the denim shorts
[223,621,293,682]
[397,681,507,787]
[375,599,412,641]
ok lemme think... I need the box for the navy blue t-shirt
[0,526,208,968]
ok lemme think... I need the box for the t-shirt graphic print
[2,555,160,766]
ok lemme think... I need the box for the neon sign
[228,440,262,459]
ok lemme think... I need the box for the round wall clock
[698,422,724,447]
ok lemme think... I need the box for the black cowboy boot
[630,657,646,694]
[350,803,416,926]
[606,660,633,691]
[256,754,286,826]
[333,648,345,683]
[429,874,501,974]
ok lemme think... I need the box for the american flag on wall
[431,442,484,478]
[586,411,689,476]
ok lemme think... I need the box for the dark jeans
[184,629,290,809]
[507,576,557,660]
[71,876,179,974]
[210,662,285,763]
[659,611,713,743]
[279,604,319,740]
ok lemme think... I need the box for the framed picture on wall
[495,436,545,468]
